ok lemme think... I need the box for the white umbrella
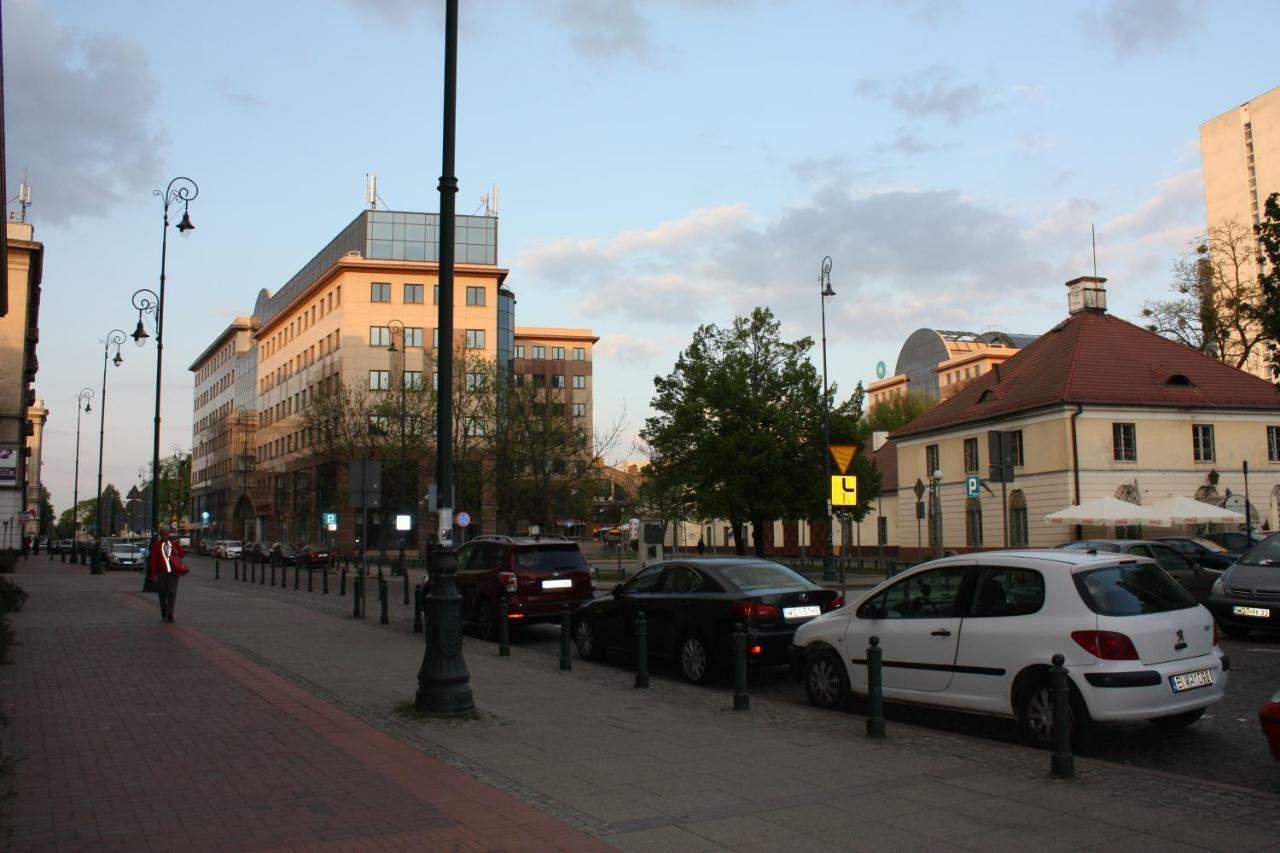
[1044,496,1166,527]
[1144,495,1245,526]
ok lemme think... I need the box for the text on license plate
[541,578,573,590]
[783,605,822,620]
[1233,605,1271,618]
[1169,669,1215,693]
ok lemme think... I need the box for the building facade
[24,399,46,539]
[1,222,43,541]
[867,328,1034,409]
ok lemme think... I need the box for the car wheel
[804,650,850,711]
[475,598,497,642]
[679,632,712,685]
[1219,623,1250,639]
[1150,707,1206,728]
[1017,679,1092,748]
[575,618,604,661]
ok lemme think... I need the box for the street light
[73,387,93,543]
[92,330,127,574]
[819,256,837,582]
[387,319,412,573]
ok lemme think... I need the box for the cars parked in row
[790,549,1228,746]
[296,542,333,566]
[1204,531,1264,556]
[1055,539,1220,602]
[1153,536,1237,571]
[107,542,144,571]
[1205,532,1280,638]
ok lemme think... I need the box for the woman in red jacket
[148,531,188,622]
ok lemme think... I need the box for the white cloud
[594,333,663,362]
[1085,0,1204,57]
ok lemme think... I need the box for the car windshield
[1074,562,1196,615]
[1189,537,1228,553]
[1237,534,1280,567]
[515,545,588,573]
[718,561,809,591]
[110,545,133,555]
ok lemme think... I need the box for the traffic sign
[321,512,337,526]
[965,475,980,498]
[828,445,857,475]
[913,478,926,500]
[455,511,471,528]
[831,475,858,507]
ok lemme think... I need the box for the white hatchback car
[791,550,1228,744]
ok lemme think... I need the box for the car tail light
[1071,630,1139,660]
[750,644,763,655]
[731,601,780,620]
[826,596,844,610]
[498,571,517,593]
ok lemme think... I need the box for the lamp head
[112,351,123,367]
[132,320,150,343]
[821,281,836,298]
[84,401,91,413]
[176,205,194,236]
[387,339,397,353]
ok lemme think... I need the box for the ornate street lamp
[73,387,93,542]
[819,256,837,582]
[92,330,127,574]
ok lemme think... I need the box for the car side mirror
[611,584,625,598]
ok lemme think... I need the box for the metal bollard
[215,559,220,580]
[559,604,572,671]
[308,566,314,592]
[634,611,649,688]
[866,636,885,737]
[402,569,410,606]
[270,562,276,586]
[733,623,749,711]
[498,595,510,656]
[413,585,424,633]
[234,559,239,581]
[353,574,361,618]
[1050,654,1074,778]
[251,561,257,584]
[379,579,389,624]
[260,558,266,585]
[294,565,300,590]
[322,567,329,595]
[340,567,347,597]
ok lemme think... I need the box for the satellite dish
[876,360,887,379]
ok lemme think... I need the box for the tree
[830,385,881,531]
[1249,192,1280,383]
[866,391,938,433]
[1141,220,1266,368]
[154,450,191,525]
[38,486,54,535]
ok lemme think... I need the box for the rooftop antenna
[366,173,377,209]
[479,183,499,217]
[1091,224,1098,277]
[18,171,31,222]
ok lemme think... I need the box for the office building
[1,221,43,540]
[867,328,1035,410]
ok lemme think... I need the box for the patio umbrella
[1044,496,1166,527]
[1144,495,1245,526]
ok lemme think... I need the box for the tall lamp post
[819,256,837,581]
[387,319,413,574]
[73,388,93,541]
[92,331,127,574]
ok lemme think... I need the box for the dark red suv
[426,535,595,640]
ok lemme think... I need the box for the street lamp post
[92,331,127,574]
[73,388,93,542]
[819,256,837,582]
[387,319,411,574]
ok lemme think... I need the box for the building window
[551,374,565,388]
[573,402,586,417]
[965,497,983,546]
[403,371,423,390]
[925,444,940,478]
[405,327,423,348]
[371,282,391,303]
[963,437,979,473]
[1113,423,1137,462]
[465,329,486,349]
[515,345,525,358]
[1008,430,1024,467]
[465,417,485,437]
[369,326,391,347]
[369,370,390,391]
[465,372,485,391]
[572,347,586,361]
[877,516,888,545]
[1269,426,1280,463]
[532,345,546,359]
[1009,490,1028,547]
[532,373,546,388]
[552,346,565,360]
[433,284,440,305]
[433,328,439,349]
[404,283,424,304]
[1193,424,1215,462]
[466,286,486,306]
[368,415,390,435]
[572,375,586,390]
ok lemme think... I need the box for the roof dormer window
[1165,374,1193,387]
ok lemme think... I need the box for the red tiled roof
[893,310,1280,439]
[871,439,898,492]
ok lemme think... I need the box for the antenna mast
[366,173,377,209]
[1091,224,1097,277]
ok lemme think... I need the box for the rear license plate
[783,605,821,620]
[1233,605,1271,618]
[1169,669,1215,693]
[541,579,572,590]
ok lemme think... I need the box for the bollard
[60,549,65,563]
[634,611,649,688]
[402,569,410,606]
[733,623,750,711]
[270,562,276,586]
[293,565,299,590]
[413,585,424,634]
[215,559,220,580]
[308,566,314,592]
[1050,654,1074,778]
[497,595,510,656]
[340,567,347,597]
[260,558,266,585]
[323,567,329,595]
[559,604,572,671]
[234,559,239,581]
[866,636,885,737]
[251,560,257,584]
[379,579,389,625]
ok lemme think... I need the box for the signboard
[322,512,338,526]
[831,475,858,507]
[912,478,926,501]
[455,511,471,528]
[965,475,980,498]
[0,447,19,485]
[828,445,857,475]
[348,459,381,509]
[396,514,412,531]
[988,432,1016,483]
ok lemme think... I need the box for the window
[465,372,485,391]
[1269,426,1280,463]
[552,346,565,360]
[877,516,887,545]
[403,371,423,390]
[964,437,979,473]
[925,444,940,478]
[572,403,586,417]
[551,374,565,388]
[1193,424,1215,462]
[369,370,390,390]
[572,375,586,389]
[433,328,439,349]
[465,329,486,349]
[370,282,391,303]
[1008,490,1029,547]
[659,566,705,594]
[1113,423,1137,462]
[466,286,486,306]
[532,345,546,359]
[572,347,586,361]
[515,345,525,358]
[1074,564,1195,616]
[465,416,485,437]
[965,497,983,546]
[368,415,390,435]
[624,565,664,594]
[858,566,966,619]
[404,283,424,304]
[369,326,391,347]
[969,567,1044,617]
[1009,430,1024,467]
[532,374,546,388]
[405,327,423,348]
[433,284,440,305]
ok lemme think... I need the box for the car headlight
[1211,576,1225,597]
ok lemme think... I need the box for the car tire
[804,650,850,711]
[1016,678,1092,748]
[1218,623,1250,639]
[1149,707,1206,729]
[575,618,605,661]
[475,598,498,642]
[678,632,713,685]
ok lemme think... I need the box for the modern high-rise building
[1,221,43,541]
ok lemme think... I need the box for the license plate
[1169,669,1215,693]
[541,578,572,590]
[1233,605,1271,618]
[783,605,821,620]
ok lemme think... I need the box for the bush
[0,616,13,665]
[0,550,15,574]
[0,578,26,614]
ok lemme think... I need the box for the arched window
[1009,490,1029,547]
[965,497,983,547]
[1115,484,1142,539]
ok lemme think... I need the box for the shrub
[0,578,26,614]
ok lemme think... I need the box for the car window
[969,566,1044,617]
[455,544,478,571]
[1074,563,1196,615]
[717,561,809,591]
[1163,539,1195,554]
[472,543,505,572]
[860,566,966,619]
[1149,545,1193,573]
[515,545,588,574]
[625,565,664,594]
[659,565,704,594]
[1190,537,1228,553]
[1238,533,1280,567]
[1127,544,1153,558]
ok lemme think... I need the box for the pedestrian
[696,536,705,557]
[148,530,189,623]
[32,536,40,556]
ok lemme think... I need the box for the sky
[5,0,1279,515]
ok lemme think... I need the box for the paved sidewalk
[3,555,1280,852]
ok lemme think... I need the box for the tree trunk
[730,520,746,556]
[752,516,767,557]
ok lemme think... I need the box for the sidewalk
[2,555,1279,852]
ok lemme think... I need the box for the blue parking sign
[965,475,980,498]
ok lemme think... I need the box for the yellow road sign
[829,445,857,474]
[831,475,858,506]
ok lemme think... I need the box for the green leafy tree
[38,486,54,535]
[866,391,938,433]
[1251,193,1280,383]
[155,450,191,525]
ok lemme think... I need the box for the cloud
[215,78,265,109]
[593,333,663,363]
[1085,0,1203,57]
[855,66,989,124]
[3,0,165,224]
[551,0,757,63]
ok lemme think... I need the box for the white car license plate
[541,578,572,590]
[1233,605,1271,618]
[1169,669,1215,693]
[783,605,821,620]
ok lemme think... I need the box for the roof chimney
[1065,276,1107,315]
[871,430,889,451]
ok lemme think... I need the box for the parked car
[106,543,143,571]
[296,543,333,566]
[1262,688,1280,760]
[267,542,299,566]
[1056,539,1219,601]
[575,558,842,684]
[791,550,1227,745]
[1153,537,1236,571]
[1205,533,1280,638]
[220,541,244,559]
[1204,531,1265,556]
[427,535,594,642]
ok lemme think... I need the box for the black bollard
[323,567,329,595]
[498,595,510,656]
[270,562,276,586]
[380,579,389,625]
[215,559,220,580]
[1050,654,1074,778]
[234,559,239,581]
[308,566,314,592]
[413,585,424,634]
[260,558,266,585]
[559,604,572,671]
[634,611,649,688]
[866,636,886,737]
[60,548,65,563]
[340,567,347,597]
[733,623,749,711]
[251,560,256,584]
[403,569,410,606]
[353,573,361,618]
[294,565,300,590]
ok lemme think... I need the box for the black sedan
[1056,539,1219,602]
[1206,533,1280,638]
[1153,536,1236,571]
[572,558,842,684]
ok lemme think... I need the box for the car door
[949,563,1048,714]
[1147,543,1213,601]
[611,565,667,653]
[451,543,481,613]
[846,564,970,694]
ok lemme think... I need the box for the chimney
[872,430,889,451]
[1065,276,1107,315]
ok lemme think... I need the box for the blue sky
[6,0,1278,514]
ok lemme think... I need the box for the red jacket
[148,539,187,579]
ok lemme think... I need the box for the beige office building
[1,222,43,542]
